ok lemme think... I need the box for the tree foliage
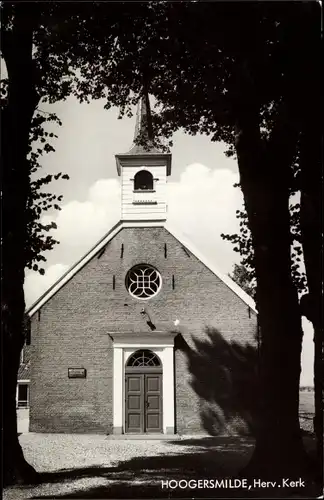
[222,183,307,297]
[1,78,69,274]
[229,263,255,299]
[25,111,69,274]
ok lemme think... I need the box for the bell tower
[115,94,172,222]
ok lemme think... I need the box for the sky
[23,96,314,386]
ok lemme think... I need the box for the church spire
[115,88,172,221]
[133,93,153,143]
[127,92,161,155]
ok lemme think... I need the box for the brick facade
[29,226,258,435]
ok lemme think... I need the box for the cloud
[168,163,243,271]
[41,178,121,252]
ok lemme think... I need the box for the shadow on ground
[25,437,251,498]
[35,437,253,483]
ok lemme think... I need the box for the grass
[299,390,315,413]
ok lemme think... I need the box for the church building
[27,96,258,436]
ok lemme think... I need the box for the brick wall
[30,227,257,434]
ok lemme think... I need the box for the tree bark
[2,5,41,486]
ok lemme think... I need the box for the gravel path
[3,433,318,499]
[4,434,255,499]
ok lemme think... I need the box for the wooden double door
[125,371,162,433]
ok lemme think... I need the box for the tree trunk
[237,156,310,480]
[2,5,41,486]
[232,60,311,480]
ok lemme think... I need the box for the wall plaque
[68,368,87,379]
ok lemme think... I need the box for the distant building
[17,345,30,409]
[26,95,258,436]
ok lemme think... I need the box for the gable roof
[18,362,30,380]
[26,220,257,317]
[165,224,256,313]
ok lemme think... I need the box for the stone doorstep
[106,433,181,440]
[105,433,244,440]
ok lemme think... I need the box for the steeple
[115,92,172,222]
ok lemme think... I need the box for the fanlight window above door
[127,349,161,367]
[134,170,154,191]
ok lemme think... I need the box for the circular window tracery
[126,264,162,299]
[127,349,161,367]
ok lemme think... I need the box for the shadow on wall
[176,327,259,436]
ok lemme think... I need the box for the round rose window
[126,264,162,299]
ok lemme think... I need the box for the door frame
[125,368,163,433]
[110,332,177,435]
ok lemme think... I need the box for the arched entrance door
[125,349,163,434]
